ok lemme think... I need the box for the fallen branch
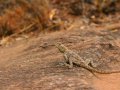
[10,22,36,37]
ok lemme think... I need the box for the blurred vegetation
[0,0,120,38]
[0,0,51,38]
[54,0,119,14]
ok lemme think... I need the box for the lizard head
[55,42,67,53]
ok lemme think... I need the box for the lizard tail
[94,69,120,74]
[84,65,120,74]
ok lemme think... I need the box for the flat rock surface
[0,22,120,90]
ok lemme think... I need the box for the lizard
[55,42,120,74]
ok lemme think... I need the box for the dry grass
[0,0,51,38]
[0,0,120,38]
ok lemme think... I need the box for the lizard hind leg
[86,59,98,68]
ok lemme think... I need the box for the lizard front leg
[64,54,73,68]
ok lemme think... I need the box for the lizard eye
[59,48,65,53]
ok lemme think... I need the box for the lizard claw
[64,63,73,69]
